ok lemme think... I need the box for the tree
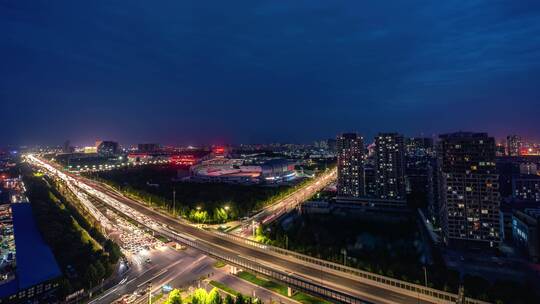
[94,260,106,280]
[166,289,182,304]
[58,278,73,297]
[224,294,234,304]
[105,239,122,263]
[206,288,222,304]
[214,207,231,223]
[234,294,245,304]
[190,210,209,224]
[84,264,98,288]
[192,288,208,304]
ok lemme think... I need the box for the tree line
[164,288,261,304]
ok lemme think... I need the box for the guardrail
[216,232,489,304]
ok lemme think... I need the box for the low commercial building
[512,208,540,263]
[0,203,62,303]
[512,174,540,202]
[127,152,169,164]
[137,143,160,152]
[335,196,408,213]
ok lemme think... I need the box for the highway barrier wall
[215,232,489,304]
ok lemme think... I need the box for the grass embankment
[237,271,330,304]
[213,260,226,268]
[209,281,241,297]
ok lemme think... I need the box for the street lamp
[224,205,230,211]
[341,248,347,266]
[172,186,176,216]
[423,265,428,287]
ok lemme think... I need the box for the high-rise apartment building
[405,137,434,157]
[138,143,160,152]
[438,132,500,248]
[96,140,120,157]
[375,133,406,200]
[336,133,365,198]
[507,135,522,156]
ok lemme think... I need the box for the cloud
[1,0,539,144]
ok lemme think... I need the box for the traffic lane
[92,252,173,303]
[93,185,433,304]
[131,255,215,304]
[94,248,212,304]
[166,255,216,289]
[91,263,159,304]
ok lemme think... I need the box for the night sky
[2,0,540,146]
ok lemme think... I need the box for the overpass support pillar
[230,266,239,275]
[287,287,293,297]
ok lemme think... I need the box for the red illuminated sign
[213,147,225,154]
[170,155,197,165]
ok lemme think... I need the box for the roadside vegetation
[213,260,226,268]
[209,281,241,297]
[22,165,122,297]
[167,287,258,304]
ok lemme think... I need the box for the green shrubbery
[167,288,258,304]
[236,272,328,304]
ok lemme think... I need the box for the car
[145,258,151,263]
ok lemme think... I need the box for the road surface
[90,247,214,304]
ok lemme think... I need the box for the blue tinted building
[0,203,62,303]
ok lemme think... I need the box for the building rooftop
[0,203,61,297]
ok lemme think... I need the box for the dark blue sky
[2,0,540,146]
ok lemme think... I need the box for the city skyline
[2,1,540,303]
[2,1,540,145]
[5,131,538,149]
